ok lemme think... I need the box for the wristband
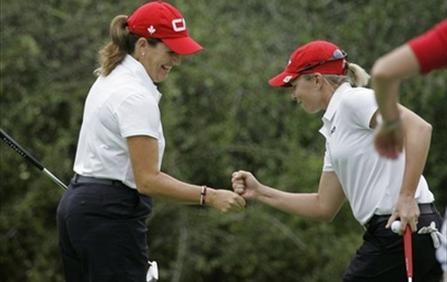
[382,119,402,130]
[200,185,207,207]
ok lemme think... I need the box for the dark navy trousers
[57,180,152,282]
[343,206,443,282]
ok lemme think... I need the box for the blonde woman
[232,40,442,282]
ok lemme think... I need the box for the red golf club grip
[403,225,413,281]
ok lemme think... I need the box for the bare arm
[371,45,421,159]
[372,44,420,123]
[385,105,432,232]
[128,136,245,212]
[400,105,432,198]
[232,170,346,221]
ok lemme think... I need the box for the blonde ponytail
[317,62,370,89]
[346,62,370,87]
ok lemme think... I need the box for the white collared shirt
[73,55,165,189]
[319,83,434,224]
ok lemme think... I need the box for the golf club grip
[0,129,44,171]
[403,225,413,279]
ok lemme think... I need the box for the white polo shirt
[73,55,165,189]
[319,83,434,225]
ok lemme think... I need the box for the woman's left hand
[386,195,420,234]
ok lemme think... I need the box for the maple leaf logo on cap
[283,75,293,83]
[147,25,156,34]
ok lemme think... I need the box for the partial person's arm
[128,135,245,212]
[372,19,447,159]
[371,45,420,159]
[373,19,447,123]
[372,44,420,123]
[232,170,346,221]
[384,105,432,233]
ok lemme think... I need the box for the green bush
[1,0,445,281]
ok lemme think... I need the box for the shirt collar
[322,82,352,123]
[319,82,351,138]
[121,55,162,103]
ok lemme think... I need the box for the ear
[135,38,147,50]
[133,38,148,60]
[313,73,324,89]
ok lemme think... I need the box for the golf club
[2,128,162,279]
[403,225,413,282]
[391,220,413,282]
[0,128,67,190]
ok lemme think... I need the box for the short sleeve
[116,93,161,139]
[322,144,334,172]
[409,19,447,74]
[341,90,378,129]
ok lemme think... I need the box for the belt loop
[418,203,437,215]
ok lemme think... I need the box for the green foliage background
[0,1,446,281]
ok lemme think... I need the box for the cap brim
[162,37,204,55]
[268,71,298,87]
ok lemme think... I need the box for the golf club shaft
[43,168,68,190]
[0,128,68,190]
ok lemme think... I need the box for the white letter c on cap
[172,18,186,32]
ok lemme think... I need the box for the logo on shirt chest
[330,126,337,135]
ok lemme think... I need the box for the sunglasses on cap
[297,49,348,74]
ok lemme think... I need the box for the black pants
[344,205,443,282]
[57,179,152,282]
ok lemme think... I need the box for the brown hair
[95,15,162,76]
[95,15,130,76]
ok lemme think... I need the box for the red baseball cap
[127,1,203,55]
[269,40,348,87]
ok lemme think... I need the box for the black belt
[72,173,125,187]
[418,203,438,214]
[364,203,438,230]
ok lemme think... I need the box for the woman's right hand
[231,170,261,200]
[207,189,246,212]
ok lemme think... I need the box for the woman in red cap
[57,1,245,281]
[232,40,443,281]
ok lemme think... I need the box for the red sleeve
[408,19,447,74]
